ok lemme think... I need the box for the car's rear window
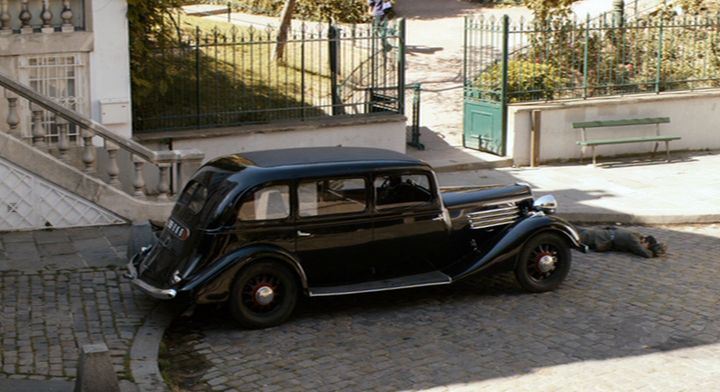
[177,181,208,215]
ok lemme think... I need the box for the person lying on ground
[577,226,667,258]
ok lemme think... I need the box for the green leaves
[475,60,567,102]
[128,0,186,104]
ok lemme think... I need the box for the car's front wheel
[514,232,571,293]
[229,261,298,329]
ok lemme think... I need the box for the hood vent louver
[467,203,520,230]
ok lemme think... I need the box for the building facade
[0,0,132,140]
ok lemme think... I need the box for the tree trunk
[274,0,296,62]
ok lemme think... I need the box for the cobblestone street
[0,226,157,383]
[161,225,720,392]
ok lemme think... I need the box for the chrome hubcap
[538,254,557,273]
[254,286,275,306]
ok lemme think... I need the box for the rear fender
[445,213,586,281]
[179,244,308,304]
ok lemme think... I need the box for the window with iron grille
[19,54,88,143]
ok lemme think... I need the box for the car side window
[375,173,433,209]
[298,178,367,217]
[238,185,290,221]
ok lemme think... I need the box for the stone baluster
[132,156,146,198]
[61,0,73,32]
[55,115,70,162]
[81,129,96,173]
[157,164,171,201]
[0,0,11,35]
[19,0,32,34]
[30,104,47,148]
[41,0,54,33]
[5,92,20,136]
[105,141,121,186]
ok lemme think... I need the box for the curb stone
[557,212,720,226]
[129,303,179,392]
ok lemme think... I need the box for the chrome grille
[467,203,520,230]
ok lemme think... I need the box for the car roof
[228,147,422,168]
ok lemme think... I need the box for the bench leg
[592,146,597,166]
[579,146,585,164]
[665,141,670,162]
[652,142,659,159]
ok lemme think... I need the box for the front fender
[444,213,586,281]
[178,244,308,303]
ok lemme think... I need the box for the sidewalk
[0,226,160,392]
[432,150,720,225]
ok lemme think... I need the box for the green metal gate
[463,15,509,156]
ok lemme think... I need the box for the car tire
[514,232,571,293]
[229,261,299,329]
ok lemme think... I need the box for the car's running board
[308,271,452,297]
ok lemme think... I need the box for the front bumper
[125,256,177,300]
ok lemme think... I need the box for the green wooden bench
[572,117,682,165]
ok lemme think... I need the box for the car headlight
[533,194,557,214]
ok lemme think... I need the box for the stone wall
[137,114,408,163]
[507,90,720,166]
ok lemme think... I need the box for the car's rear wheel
[229,261,298,329]
[514,232,571,293]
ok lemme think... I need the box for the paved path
[160,224,720,391]
[0,226,158,389]
[398,0,615,170]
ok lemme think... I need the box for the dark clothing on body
[368,0,385,17]
[578,227,654,258]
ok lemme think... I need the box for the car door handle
[297,230,313,237]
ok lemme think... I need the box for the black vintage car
[127,147,587,328]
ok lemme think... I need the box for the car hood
[442,184,533,209]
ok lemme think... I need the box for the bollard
[74,343,120,392]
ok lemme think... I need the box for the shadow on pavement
[161,225,720,391]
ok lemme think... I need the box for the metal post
[195,26,201,127]
[227,2,231,23]
[500,15,510,156]
[613,0,624,27]
[530,110,541,167]
[398,18,406,115]
[328,24,343,115]
[300,24,306,120]
[407,83,424,150]
[655,17,664,93]
[583,14,590,98]
[463,16,468,91]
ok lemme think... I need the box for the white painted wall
[508,90,720,166]
[88,0,132,138]
[169,119,408,162]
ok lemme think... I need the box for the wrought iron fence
[465,12,720,104]
[133,19,405,133]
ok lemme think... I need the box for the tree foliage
[523,0,578,21]
[127,0,186,103]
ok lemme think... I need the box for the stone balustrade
[0,73,204,201]
[0,0,83,34]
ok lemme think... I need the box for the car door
[294,176,375,287]
[371,171,450,279]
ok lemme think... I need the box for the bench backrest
[572,117,670,129]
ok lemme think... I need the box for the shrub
[475,60,568,102]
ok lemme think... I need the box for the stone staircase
[0,73,204,230]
